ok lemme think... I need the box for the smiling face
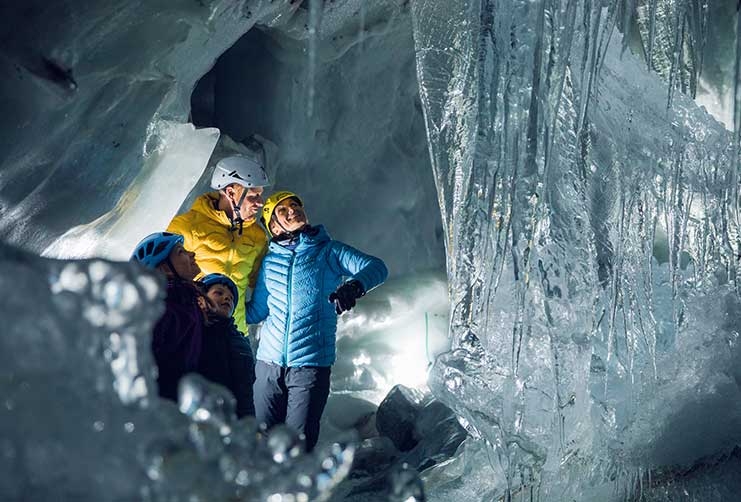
[205,283,235,318]
[225,185,264,221]
[160,243,200,281]
[269,197,308,236]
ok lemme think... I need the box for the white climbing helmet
[210,155,269,190]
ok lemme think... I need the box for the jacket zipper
[283,251,295,366]
[226,230,236,277]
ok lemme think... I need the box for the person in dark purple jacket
[131,232,206,401]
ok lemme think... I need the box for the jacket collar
[270,224,330,253]
[192,191,259,231]
[205,312,239,332]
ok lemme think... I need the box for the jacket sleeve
[244,260,270,324]
[329,242,388,293]
[166,213,195,254]
[152,299,201,361]
[227,330,256,418]
[151,290,204,401]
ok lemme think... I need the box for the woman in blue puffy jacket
[246,191,388,452]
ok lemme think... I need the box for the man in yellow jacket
[167,155,269,333]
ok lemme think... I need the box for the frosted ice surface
[43,121,220,260]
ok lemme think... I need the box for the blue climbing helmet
[199,273,239,315]
[131,232,184,269]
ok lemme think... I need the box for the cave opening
[188,18,445,278]
[184,13,450,414]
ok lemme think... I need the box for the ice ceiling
[3,0,741,501]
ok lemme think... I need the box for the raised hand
[328,280,365,315]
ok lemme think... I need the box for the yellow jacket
[167,191,268,333]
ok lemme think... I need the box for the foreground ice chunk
[1,242,356,501]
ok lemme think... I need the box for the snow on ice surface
[3,0,741,500]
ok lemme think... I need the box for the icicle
[543,0,579,161]
[575,1,604,173]
[686,0,710,97]
[596,1,619,76]
[605,169,626,370]
[645,191,659,380]
[524,0,546,179]
[666,0,684,109]
[621,0,636,57]
[647,0,658,71]
[734,0,741,292]
[358,1,366,50]
[306,0,323,119]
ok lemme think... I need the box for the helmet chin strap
[273,218,307,240]
[164,257,183,281]
[275,217,291,236]
[228,187,249,236]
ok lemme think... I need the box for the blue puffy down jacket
[245,225,388,367]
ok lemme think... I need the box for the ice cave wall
[4,0,741,500]
[1,0,292,252]
[412,0,741,499]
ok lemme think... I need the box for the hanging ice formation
[412,0,741,500]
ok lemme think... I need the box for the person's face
[227,185,264,221]
[270,198,307,235]
[206,283,234,318]
[165,244,200,281]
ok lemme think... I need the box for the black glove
[328,280,365,315]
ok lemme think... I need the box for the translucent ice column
[43,121,219,260]
[411,0,741,499]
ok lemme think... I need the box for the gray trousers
[253,360,331,452]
